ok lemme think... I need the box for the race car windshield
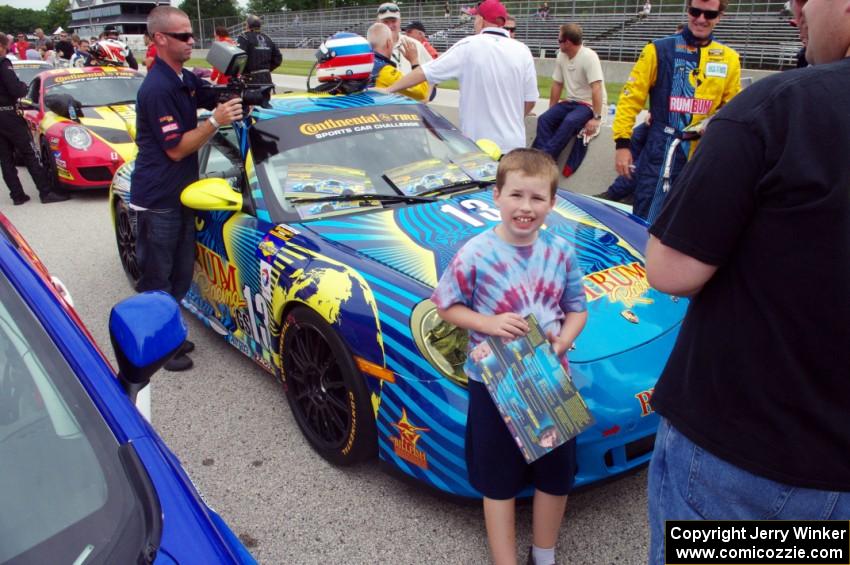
[45,74,143,107]
[251,104,497,222]
[13,67,48,85]
[0,273,152,563]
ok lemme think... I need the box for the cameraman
[133,6,243,371]
[0,33,67,205]
[237,15,282,87]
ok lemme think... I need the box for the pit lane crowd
[1,0,848,563]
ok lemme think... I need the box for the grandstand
[219,0,799,70]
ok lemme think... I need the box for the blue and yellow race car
[109,92,686,497]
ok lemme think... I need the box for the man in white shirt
[531,23,605,174]
[376,2,433,74]
[384,0,538,153]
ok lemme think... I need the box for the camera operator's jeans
[648,417,850,565]
[136,206,196,301]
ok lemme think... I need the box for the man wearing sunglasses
[237,15,282,87]
[376,2,433,76]
[611,0,740,221]
[132,6,244,371]
[505,16,518,39]
[644,0,850,558]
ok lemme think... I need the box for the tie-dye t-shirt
[431,227,587,382]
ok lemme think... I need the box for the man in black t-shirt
[55,31,74,61]
[643,0,850,561]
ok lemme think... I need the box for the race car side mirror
[109,291,187,404]
[18,98,36,110]
[476,138,502,161]
[181,177,244,212]
[44,92,83,121]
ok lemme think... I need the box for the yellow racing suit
[612,29,741,220]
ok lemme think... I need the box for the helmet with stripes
[314,32,374,94]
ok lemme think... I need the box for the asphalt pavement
[1,92,649,564]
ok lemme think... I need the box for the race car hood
[299,189,688,362]
[46,104,138,162]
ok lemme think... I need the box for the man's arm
[583,80,604,135]
[384,66,428,94]
[126,50,138,70]
[548,80,564,108]
[612,42,657,179]
[164,97,243,161]
[270,38,283,71]
[646,234,717,296]
[376,65,429,102]
[525,101,536,115]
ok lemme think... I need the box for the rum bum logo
[584,262,653,308]
[194,243,245,310]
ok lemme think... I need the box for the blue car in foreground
[0,213,255,564]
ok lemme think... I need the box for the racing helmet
[312,32,374,94]
[89,39,128,66]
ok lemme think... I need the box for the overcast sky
[7,0,51,9]
[4,0,248,14]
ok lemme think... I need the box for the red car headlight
[63,126,92,150]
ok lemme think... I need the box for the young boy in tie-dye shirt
[431,148,587,565]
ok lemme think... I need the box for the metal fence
[196,0,800,70]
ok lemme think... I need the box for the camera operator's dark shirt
[131,56,217,209]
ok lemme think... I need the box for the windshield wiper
[80,99,137,108]
[289,193,437,205]
[420,180,491,198]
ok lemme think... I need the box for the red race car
[20,66,142,192]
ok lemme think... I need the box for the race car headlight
[64,126,92,150]
[411,300,469,387]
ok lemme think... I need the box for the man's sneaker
[164,353,193,372]
[177,340,195,356]
[12,194,31,206]
[593,190,617,201]
[40,191,70,204]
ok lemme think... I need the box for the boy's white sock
[532,544,556,565]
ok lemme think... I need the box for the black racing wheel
[114,199,141,290]
[280,306,377,466]
[40,139,62,194]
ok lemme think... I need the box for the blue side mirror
[109,291,187,400]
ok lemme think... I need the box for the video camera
[204,42,273,111]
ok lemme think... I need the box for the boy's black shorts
[466,379,577,500]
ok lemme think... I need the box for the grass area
[187,57,624,104]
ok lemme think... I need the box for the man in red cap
[385,0,539,154]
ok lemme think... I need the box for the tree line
[0,0,70,36]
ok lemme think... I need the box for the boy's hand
[547,331,570,357]
[486,313,529,339]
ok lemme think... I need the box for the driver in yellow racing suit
[612,0,740,221]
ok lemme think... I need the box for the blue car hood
[300,190,687,362]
